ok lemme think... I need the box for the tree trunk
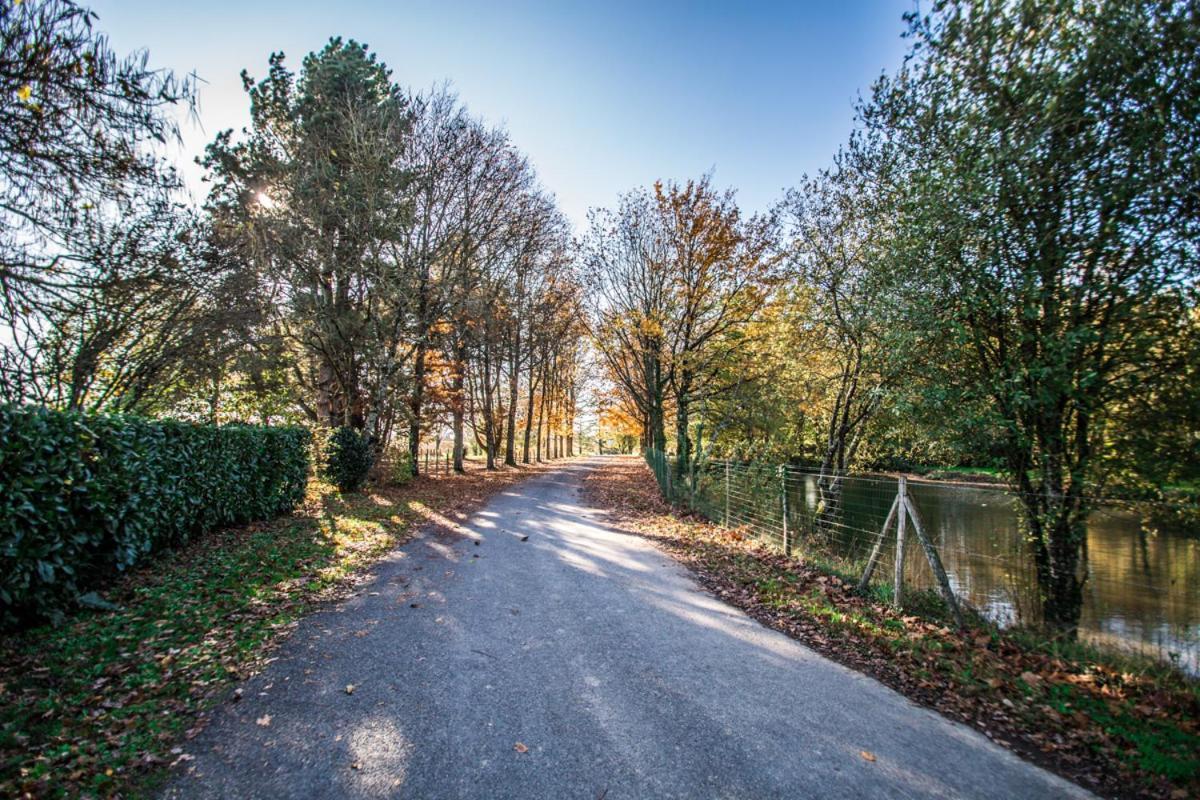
[648,397,667,453]
[448,337,465,472]
[408,343,427,477]
[504,349,519,467]
[1012,449,1089,638]
[522,357,538,463]
[673,373,692,477]
[565,383,575,456]
[544,360,556,459]
[315,358,338,428]
[535,385,546,462]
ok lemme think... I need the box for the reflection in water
[783,474,1200,673]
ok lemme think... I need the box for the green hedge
[0,405,310,624]
[323,427,373,493]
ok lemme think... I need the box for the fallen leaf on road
[514,742,529,753]
[860,750,876,762]
[256,715,271,727]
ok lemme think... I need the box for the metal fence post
[689,457,696,510]
[666,450,674,503]
[893,476,907,607]
[781,465,791,557]
[724,460,730,527]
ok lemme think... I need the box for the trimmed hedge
[0,405,310,624]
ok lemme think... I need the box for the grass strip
[0,461,548,798]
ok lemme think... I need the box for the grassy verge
[0,460,551,799]
[583,457,1199,800]
[919,465,1008,484]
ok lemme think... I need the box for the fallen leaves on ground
[0,459,560,799]
[581,457,1200,800]
[513,742,529,753]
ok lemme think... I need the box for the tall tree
[203,39,414,437]
[581,188,672,451]
[656,176,774,474]
[398,89,478,474]
[779,160,901,535]
[0,0,202,409]
[866,0,1200,634]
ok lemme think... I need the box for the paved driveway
[162,458,1089,799]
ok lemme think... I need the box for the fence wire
[643,449,1200,675]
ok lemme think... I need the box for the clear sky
[88,0,913,231]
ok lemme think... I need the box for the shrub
[0,405,310,625]
[323,427,373,493]
[389,449,414,486]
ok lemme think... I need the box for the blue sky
[89,0,913,230]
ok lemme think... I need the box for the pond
[777,472,1200,673]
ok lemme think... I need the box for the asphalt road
[162,457,1090,799]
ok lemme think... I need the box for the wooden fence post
[903,490,965,629]
[893,476,907,607]
[858,493,899,591]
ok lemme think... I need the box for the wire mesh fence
[644,448,1200,674]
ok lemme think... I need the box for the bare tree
[581,189,672,451]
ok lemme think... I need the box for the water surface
[777,472,1200,672]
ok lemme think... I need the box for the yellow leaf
[16,84,32,102]
[860,750,876,762]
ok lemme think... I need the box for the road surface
[162,457,1089,799]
